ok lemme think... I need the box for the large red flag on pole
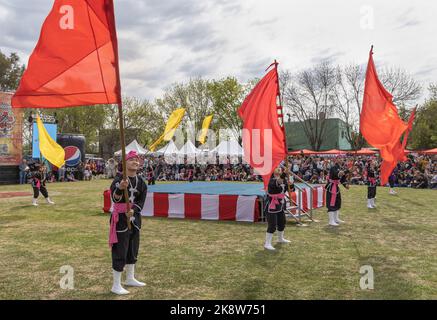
[12,0,133,228]
[12,0,121,108]
[360,46,415,185]
[238,62,287,190]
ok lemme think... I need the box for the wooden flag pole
[273,60,302,224]
[117,103,131,230]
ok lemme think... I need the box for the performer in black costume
[366,161,378,209]
[326,160,349,226]
[109,151,147,295]
[264,168,291,251]
[28,162,55,206]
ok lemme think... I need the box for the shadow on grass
[0,216,27,224]
[226,248,286,299]
[381,218,417,231]
[401,198,425,207]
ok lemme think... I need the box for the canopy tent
[178,140,201,155]
[421,148,437,155]
[316,149,347,155]
[114,139,148,156]
[349,148,377,155]
[288,149,315,155]
[210,140,244,156]
[154,140,180,156]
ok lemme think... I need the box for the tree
[410,86,437,150]
[331,64,422,149]
[156,78,214,146]
[0,50,25,91]
[105,97,165,148]
[207,77,245,142]
[281,61,337,151]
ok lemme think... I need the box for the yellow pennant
[198,114,213,144]
[36,114,65,168]
[150,108,186,151]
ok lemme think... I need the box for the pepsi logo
[64,146,81,167]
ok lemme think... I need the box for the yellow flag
[149,108,186,151]
[36,115,65,168]
[198,115,213,144]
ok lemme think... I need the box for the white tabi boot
[367,199,374,209]
[32,198,38,206]
[371,198,376,208]
[45,197,55,204]
[111,269,129,295]
[264,232,275,250]
[277,231,291,243]
[328,211,339,226]
[124,264,145,287]
[334,210,345,223]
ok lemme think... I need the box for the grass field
[0,179,436,300]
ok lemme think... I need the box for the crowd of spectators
[18,153,437,189]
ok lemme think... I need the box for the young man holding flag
[109,151,147,295]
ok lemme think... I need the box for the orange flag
[360,47,413,185]
[12,0,121,108]
[238,63,286,190]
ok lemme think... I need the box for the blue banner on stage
[32,122,58,159]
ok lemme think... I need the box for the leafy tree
[0,50,25,91]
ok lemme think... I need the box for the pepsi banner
[57,134,86,177]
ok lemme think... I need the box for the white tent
[177,140,201,155]
[154,140,179,156]
[211,140,243,156]
[114,139,148,156]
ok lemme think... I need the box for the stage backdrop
[0,92,23,166]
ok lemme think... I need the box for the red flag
[12,0,121,108]
[238,65,286,190]
[360,47,410,185]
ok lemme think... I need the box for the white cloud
[0,0,435,101]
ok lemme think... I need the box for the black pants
[266,211,286,233]
[368,186,376,199]
[111,214,140,272]
[33,186,48,199]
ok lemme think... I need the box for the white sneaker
[264,232,276,250]
[32,198,38,206]
[328,212,339,226]
[277,231,291,243]
[111,270,130,295]
[46,197,55,205]
[124,264,145,287]
[389,189,397,195]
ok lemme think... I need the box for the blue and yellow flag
[36,114,65,168]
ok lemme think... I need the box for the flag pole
[273,60,302,224]
[117,102,131,230]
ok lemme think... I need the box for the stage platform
[148,182,265,196]
[140,182,325,223]
[148,182,316,196]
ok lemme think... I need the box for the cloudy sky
[0,0,436,101]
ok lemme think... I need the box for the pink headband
[126,151,139,161]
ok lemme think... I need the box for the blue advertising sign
[32,122,58,159]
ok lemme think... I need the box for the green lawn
[0,179,436,300]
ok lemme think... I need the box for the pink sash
[329,179,340,207]
[268,193,285,209]
[109,202,131,248]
